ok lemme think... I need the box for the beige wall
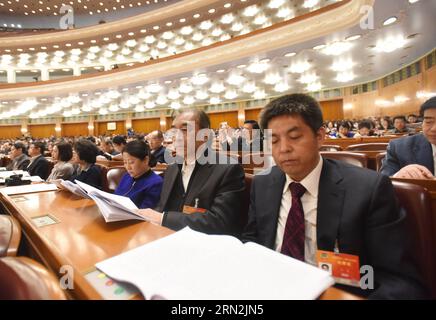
[344,63,436,119]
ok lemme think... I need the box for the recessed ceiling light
[408,0,419,4]
[284,52,296,57]
[383,16,397,26]
[345,34,361,41]
[313,44,326,50]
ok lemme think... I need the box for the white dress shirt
[181,159,196,191]
[274,156,323,266]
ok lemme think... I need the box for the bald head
[149,130,164,151]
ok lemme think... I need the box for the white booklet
[96,227,335,300]
[61,180,146,223]
[1,183,58,196]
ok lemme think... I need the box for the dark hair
[244,120,260,130]
[339,121,351,131]
[31,141,46,155]
[86,136,96,144]
[123,140,156,167]
[393,115,407,123]
[260,94,323,135]
[419,96,436,117]
[112,135,126,146]
[358,120,372,130]
[407,114,417,118]
[74,139,99,164]
[13,142,27,154]
[55,142,73,162]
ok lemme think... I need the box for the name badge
[182,205,207,214]
[316,250,360,287]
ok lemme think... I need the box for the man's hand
[137,209,164,225]
[394,164,434,179]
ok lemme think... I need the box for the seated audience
[381,97,436,179]
[46,142,75,181]
[137,109,245,237]
[70,139,102,189]
[26,141,50,180]
[115,140,163,209]
[242,93,427,299]
[6,142,29,171]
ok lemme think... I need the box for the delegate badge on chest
[182,205,207,214]
[316,250,361,287]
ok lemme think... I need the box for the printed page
[96,228,334,300]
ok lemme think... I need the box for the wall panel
[0,126,21,139]
[209,111,238,129]
[29,124,55,138]
[96,121,126,136]
[132,118,161,134]
[61,122,88,137]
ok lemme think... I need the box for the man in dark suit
[138,109,245,237]
[148,130,168,164]
[6,142,30,171]
[242,94,426,299]
[26,141,50,180]
[381,97,436,179]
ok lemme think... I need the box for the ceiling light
[299,73,318,84]
[383,16,398,26]
[306,82,322,92]
[331,59,355,72]
[320,41,353,56]
[243,5,259,17]
[303,0,320,9]
[374,36,407,53]
[335,71,355,83]
[289,61,311,74]
[345,34,361,41]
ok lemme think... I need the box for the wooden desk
[96,159,125,168]
[0,190,173,299]
[323,136,401,151]
[0,189,360,300]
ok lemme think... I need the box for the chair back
[0,256,67,300]
[392,181,436,298]
[0,215,21,257]
[320,145,342,152]
[345,143,389,152]
[107,166,127,193]
[95,163,109,192]
[376,152,387,172]
[320,151,368,168]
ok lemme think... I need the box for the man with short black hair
[390,116,412,134]
[243,93,426,299]
[26,141,50,180]
[6,142,30,171]
[381,96,436,179]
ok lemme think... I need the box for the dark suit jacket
[380,134,433,176]
[26,155,50,180]
[70,163,102,189]
[242,159,427,299]
[6,154,30,171]
[155,152,245,237]
[152,146,168,164]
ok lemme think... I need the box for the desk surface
[1,189,360,300]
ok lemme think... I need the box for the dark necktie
[281,182,306,261]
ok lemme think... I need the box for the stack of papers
[1,183,58,196]
[96,227,335,300]
[61,180,146,223]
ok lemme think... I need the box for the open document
[96,227,335,300]
[63,180,146,223]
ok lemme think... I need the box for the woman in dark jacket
[70,139,102,189]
